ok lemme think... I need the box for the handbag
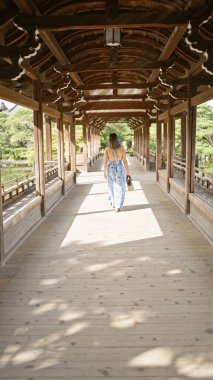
[126,175,134,191]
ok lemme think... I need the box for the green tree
[101,123,133,152]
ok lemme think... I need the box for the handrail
[173,158,213,190]
[1,164,58,204]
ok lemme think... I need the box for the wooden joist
[15,10,195,30]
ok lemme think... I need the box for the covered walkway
[0,157,213,379]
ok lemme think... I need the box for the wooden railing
[1,162,58,204]
[173,157,213,190]
[150,151,156,161]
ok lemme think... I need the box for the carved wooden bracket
[185,8,213,75]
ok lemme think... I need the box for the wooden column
[181,112,187,159]
[139,127,142,161]
[45,116,52,161]
[87,125,92,166]
[83,124,88,171]
[65,122,71,170]
[142,126,145,165]
[145,125,150,170]
[134,130,136,156]
[167,98,174,192]
[185,79,197,214]
[0,166,4,266]
[57,114,65,194]
[156,117,162,181]
[163,122,167,168]
[33,81,45,216]
[70,118,76,182]
[91,127,94,161]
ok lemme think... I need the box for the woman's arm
[103,148,109,179]
[122,148,130,175]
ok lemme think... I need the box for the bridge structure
[0,1,213,377]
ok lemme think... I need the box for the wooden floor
[0,157,213,379]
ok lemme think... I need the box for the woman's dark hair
[108,133,121,149]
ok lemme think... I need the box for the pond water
[1,166,34,184]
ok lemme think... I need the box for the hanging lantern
[106,27,121,47]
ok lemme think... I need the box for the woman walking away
[103,133,130,212]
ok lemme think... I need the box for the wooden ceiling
[0,0,213,130]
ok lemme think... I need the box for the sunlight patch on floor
[129,347,174,367]
[61,176,162,249]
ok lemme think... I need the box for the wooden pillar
[181,112,186,159]
[70,118,76,182]
[142,126,145,165]
[137,129,139,159]
[87,125,92,166]
[57,114,65,194]
[65,122,71,170]
[185,79,197,214]
[0,166,4,266]
[167,98,174,192]
[145,125,150,170]
[156,117,162,181]
[83,124,88,171]
[45,116,52,161]
[33,81,45,216]
[163,122,167,168]
[139,127,142,161]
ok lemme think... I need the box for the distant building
[0,101,8,112]
[0,101,23,114]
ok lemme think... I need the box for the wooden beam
[58,60,174,73]
[82,83,155,90]
[15,10,193,30]
[0,84,39,110]
[76,100,155,111]
[13,0,83,86]
[147,25,187,84]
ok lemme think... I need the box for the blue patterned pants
[107,160,126,208]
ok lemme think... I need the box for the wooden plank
[0,84,38,110]
[0,157,213,379]
[15,10,192,30]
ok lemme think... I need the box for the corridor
[0,157,213,379]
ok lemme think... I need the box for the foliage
[100,123,134,151]
[0,103,212,171]
[0,109,34,162]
